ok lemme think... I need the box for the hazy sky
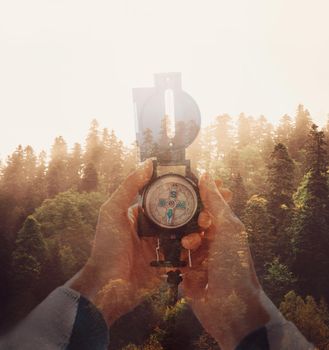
[1,0,329,160]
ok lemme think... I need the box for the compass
[143,174,198,229]
[133,73,201,267]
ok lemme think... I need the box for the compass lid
[133,73,201,162]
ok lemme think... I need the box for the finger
[198,210,212,229]
[103,159,153,212]
[181,233,202,250]
[199,173,227,217]
[219,187,233,203]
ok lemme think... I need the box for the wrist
[68,261,136,326]
[193,287,271,350]
[68,260,111,302]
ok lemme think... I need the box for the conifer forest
[1,105,329,349]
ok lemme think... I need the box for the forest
[0,104,329,349]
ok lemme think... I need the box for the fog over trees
[1,105,329,349]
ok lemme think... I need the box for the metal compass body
[143,174,198,230]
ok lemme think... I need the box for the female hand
[70,160,162,325]
[181,173,270,350]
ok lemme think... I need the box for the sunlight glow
[0,0,328,159]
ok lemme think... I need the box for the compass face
[144,174,198,229]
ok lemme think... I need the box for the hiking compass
[133,73,202,303]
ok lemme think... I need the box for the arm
[181,173,314,350]
[0,160,159,349]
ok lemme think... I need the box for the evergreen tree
[230,173,248,218]
[267,143,295,217]
[47,136,68,197]
[290,104,312,161]
[80,162,98,192]
[213,114,233,158]
[22,146,39,213]
[263,257,296,305]
[11,216,47,288]
[292,125,329,301]
[266,143,295,261]
[23,145,37,183]
[103,130,124,194]
[122,142,138,177]
[242,195,274,277]
[186,129,203,172]
[67,143,82,189]
[0,146,27,238]
[199,126,214,172]
[257,118,275,162]
[84,119,102,169]
[237,113,253,149]
[1,145,25,201]
[141,128,156,160]
[33,151,48,205]
[276,114,293,147]
[280,291,329,348]
[224,148,240,178]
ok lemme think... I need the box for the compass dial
[144,174,198,229]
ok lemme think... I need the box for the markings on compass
[157,198,186,209]
[176,201,186,209]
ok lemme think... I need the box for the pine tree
[267,143,295,217]
[122,142,138,177]
[80,162,98,192]
[22,146,38,213]
[280,291,329,348]
[213,114,233,158]
[102,130,124,194]
[242,195,274,277]
[292,125,329,301]
[34,151,47,205]
[67,143,82,189]
[290,104,312,161]
[84,119,102,170]
[255,117,274,162]
[186,129,203,172]
[1,145,25,201]
[23,145,37,183]
[47,136,68,197]
[199,126,214,172]
[266,143,295,261]
[237,113,253,149]
[230,173,248,218]
[11,216,47,288]
[141,128,156,160]
[224,148,240,178]
[276,114,293,147]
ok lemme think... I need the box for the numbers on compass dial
[144,175,198,229]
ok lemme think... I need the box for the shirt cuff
[1,287,80,349]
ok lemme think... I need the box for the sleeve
[0,286,109,350]
[235,291,315,350]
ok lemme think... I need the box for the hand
[181,174,270,350]
[70,160,161,325]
